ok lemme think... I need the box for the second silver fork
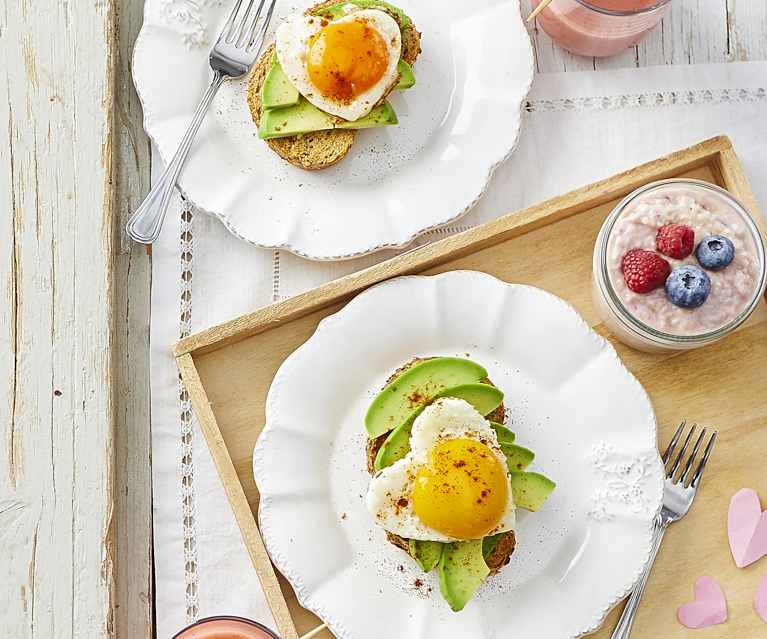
[611,421,717,639]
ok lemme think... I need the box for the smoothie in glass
[531,0,671,57]
[173,617,281,639]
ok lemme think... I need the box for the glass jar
[173,616,281,639]
[531,0,671,58]
[592,179,767,353]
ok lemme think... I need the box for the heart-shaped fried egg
[275,8,402,121]
[366,398,516,542]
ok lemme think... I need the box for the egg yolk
[412,438,509,539]
[306,18,390,103]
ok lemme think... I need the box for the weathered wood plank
[726,0,767,62]
[524,0,765,73]
[0,2,117,638]
[598,0,729,69]
[113,0,154,638]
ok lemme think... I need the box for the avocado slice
[395,59,415,90]
[317,0,411,28]
[438,540,490,612]
[511,472,556,512]
[259,99,398,139]
[336,101,398,129]
[491,422,515,445]
[259,98,335,139]
[501,443,535,472]
[365,358,487,438]
[438,383,504,416]
[373,411,418,472]
[408,539,443,572]
[373,382,504,471]
[261,56,299,110]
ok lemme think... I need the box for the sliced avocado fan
[259,99,397,139]
[367,355,556,612]
[374,382,504,471]
[365,357,488,438]
[259,52,415,139]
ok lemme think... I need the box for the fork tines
[662,421,717,488]
[222,0,277,50]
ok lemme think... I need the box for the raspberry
[656,224,695,259]
[621,249,671,294]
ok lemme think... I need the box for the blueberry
[665,265,711,308]
[696,234,735,270]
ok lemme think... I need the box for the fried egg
[275,8,402,121]
[366,398,516,542]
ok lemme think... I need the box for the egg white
[366,398,516,543]
[275,8,402,121]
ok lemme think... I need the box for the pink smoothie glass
[530,0,671,57]
[173,616,282,639]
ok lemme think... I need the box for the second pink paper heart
[728,488,767,568]
[677,576,728,629]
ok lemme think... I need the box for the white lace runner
[150,61,767,638]
[526,87,767,113]
[178,202,199,622]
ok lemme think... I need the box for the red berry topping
[621,249,671,294]
[656,224,695,259]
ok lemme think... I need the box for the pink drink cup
[531,0,671,57]
[173,616,281,639]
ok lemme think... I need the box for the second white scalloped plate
[133,0,534,260]
[253,272,664,639]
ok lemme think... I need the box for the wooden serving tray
[175,136,767,639]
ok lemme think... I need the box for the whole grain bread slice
[246,1,421,170]
[366,358,516,575]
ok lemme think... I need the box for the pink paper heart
[677,576,727,629]
[728,488,767,568]
[756,575,767,623]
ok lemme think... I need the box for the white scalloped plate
[253,272,665,639]
[133,0,533,260]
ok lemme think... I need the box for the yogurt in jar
[606,184,761,335]
[593,180,766,352]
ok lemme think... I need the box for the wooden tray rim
[174,135,756,361]
[175,134,763,639]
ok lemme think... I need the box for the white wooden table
[0,1,764,637]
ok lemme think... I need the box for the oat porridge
[606,183,762,335]
[592,179,766,353]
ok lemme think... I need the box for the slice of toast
[366,358,517,575]
[246,1,421,170]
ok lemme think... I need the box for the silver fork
[126,0,277,244]
[611,421,717,639]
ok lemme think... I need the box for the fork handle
[610,516,668,639]
[126,71,225,244]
